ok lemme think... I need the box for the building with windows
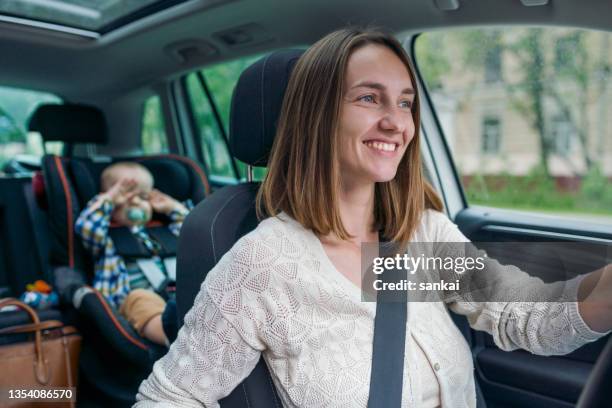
[421,27,612,191]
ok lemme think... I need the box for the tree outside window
[485,47,502,83]
[484,32,503,83]
[141,95,168,154]
[555,34,581,76]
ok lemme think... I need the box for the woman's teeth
[364,141,397,152]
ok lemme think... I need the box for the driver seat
[176,49,301,407]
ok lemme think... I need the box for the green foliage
[466,165,569,210]
[186,54,266,180]
[465,164,612,214]
[579,164,612,211]
[0,107,25,144]
[555,31,589,83]
[185,72,235,179]
[414,34,451,90]
[204,56,261,129]
[141,96,168,154]
[457,28,502,69]
[205,55,266,180]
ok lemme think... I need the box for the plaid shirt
[74,194,191,308]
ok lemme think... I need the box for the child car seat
[28,103,209,405]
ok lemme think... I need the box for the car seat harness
[108,226,177,296]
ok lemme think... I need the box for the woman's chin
[343,167,399,186]
[370,170,398,183]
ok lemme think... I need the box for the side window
[141,95,168,154]
[415,27,612,223]
[0,86,62,171]
[185,54,266,180]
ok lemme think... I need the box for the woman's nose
[379,108,406,133]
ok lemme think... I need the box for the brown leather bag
[0,298,81,408]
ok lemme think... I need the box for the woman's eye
[359,94,376,103]
[399,100,413,109]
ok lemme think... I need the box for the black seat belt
[368,238,408,408]
[367,238,487,408]
[108,227,173,294]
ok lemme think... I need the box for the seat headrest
[68,156,207,206]
[28,103,108,144]
[229,49,304,167]
[41,153,208,271]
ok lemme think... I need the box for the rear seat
[26,103,209,406]
[0,174,66,344]
[0,176,50,297]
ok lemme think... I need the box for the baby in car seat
[70,161,190,345]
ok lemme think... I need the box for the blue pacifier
[126,207,149,224]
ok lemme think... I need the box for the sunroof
[0,0,189,33]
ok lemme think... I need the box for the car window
[141,95,169,154]
[185,54,267,181]
[414,27,612,224]
[0,85,62,171]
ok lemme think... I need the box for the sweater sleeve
[135,238,265,407]
[426,211,610,356]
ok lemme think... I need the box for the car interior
[0,0,611,407]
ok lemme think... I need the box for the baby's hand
[149,189,183,215]
[101,178,139,206]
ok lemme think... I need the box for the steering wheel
[576,336,612,407]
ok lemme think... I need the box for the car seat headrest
[229,49,304,167]
[69,156,203,206]
[28,103,108,145]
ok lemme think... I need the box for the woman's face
[337,44,416,187]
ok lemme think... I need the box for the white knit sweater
[135,210,606,407]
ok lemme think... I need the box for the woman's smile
[362,139,401,156]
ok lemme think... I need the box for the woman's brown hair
[257,27,443,248]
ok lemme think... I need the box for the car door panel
[453,206,611,407]
[479,348,590,406]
